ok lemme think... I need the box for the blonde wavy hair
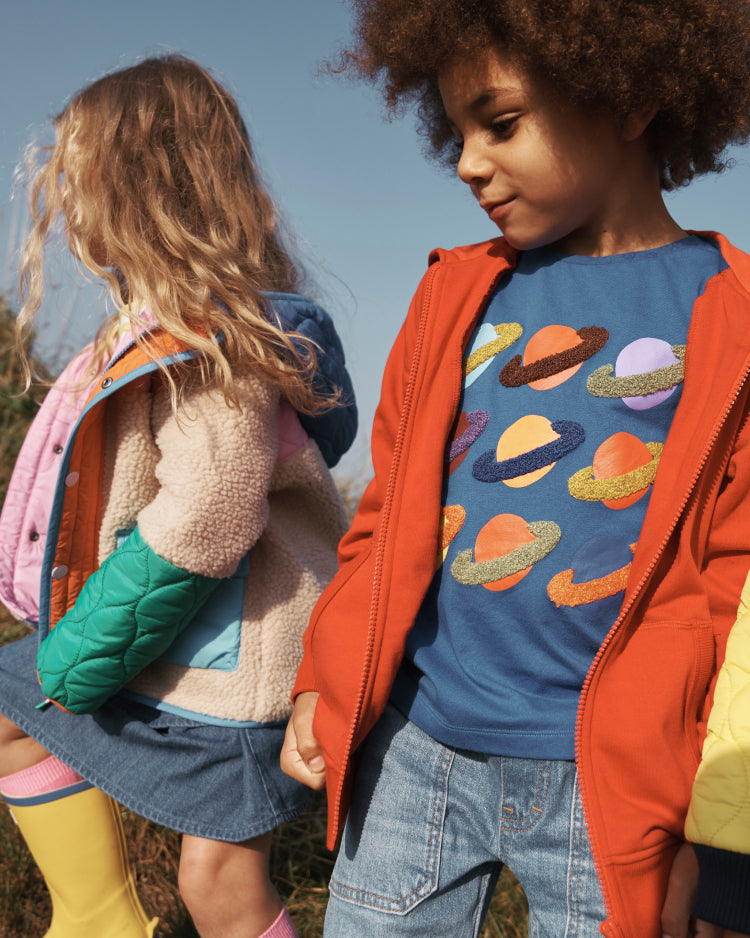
[18,54,335,413]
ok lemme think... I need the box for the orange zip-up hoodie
[294,233,750,937]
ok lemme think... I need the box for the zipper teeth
[330,256,511,834]
[332,266,438,827]
[575,362,750,923]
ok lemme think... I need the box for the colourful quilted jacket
[293,233,750,935]
[1,294,356,725]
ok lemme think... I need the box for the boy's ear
[622,104,659,142]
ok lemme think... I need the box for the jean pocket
[329,705,454,914]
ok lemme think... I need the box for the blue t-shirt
[390,236,726,759]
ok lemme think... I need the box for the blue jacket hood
[264,292,357,467]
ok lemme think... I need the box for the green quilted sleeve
[37,526,222,714]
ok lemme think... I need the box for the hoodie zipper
[575,355,750,932]
[331,264,439,832]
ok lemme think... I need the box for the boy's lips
[481,198,515,225]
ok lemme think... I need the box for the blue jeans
[325,705,605,937]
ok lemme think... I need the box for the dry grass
[0,302,48,503]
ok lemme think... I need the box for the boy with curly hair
[282,2,750,935]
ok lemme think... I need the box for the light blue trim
[114,528,244,672]
[160,571,244,670]
[118,689,280,728]
[2,779,93,806]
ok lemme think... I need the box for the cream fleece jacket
[97,370,347,723]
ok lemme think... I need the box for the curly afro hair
[344,0,750,189]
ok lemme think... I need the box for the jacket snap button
[29,532,40,542]
[102,376,113,388]
[53,444,63,454]
[65,472,79,487]
[51,565,68,579]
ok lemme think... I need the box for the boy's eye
[490,116,519,141]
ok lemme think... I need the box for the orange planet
[437,504,466,566]
[568,433,664,509]
[475,415,584,487]
[451,514,561,592]
[500,325,609,391]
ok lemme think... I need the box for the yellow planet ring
[451,520,561,586]
[464,323,523,377]
[567,442,664,502]
[586,345,686,398]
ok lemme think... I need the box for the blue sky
[2,0,750,476]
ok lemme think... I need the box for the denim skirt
[0,633,308,842]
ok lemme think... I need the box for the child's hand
[280,691,326,790]
[661,842,749,938]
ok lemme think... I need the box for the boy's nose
[456,137,492,187]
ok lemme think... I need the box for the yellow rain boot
[7,784,158,937]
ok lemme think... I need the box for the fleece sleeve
[136,371,279,579]
[685,566,750,932]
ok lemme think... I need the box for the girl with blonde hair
[0,54,356,938]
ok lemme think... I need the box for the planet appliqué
[451,514,561,591]
[586,338,686,410]
[473,415,585,486]
[568,432,664,509]
[547,537,637,607]
[437,504,466,566]
[447,410,489,475]
[500,325,609,390]
[463,322,523,388]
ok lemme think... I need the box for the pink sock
[259,907,299,938]
[0,754,87,802]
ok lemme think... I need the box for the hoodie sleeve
[290,265,429,697]
[267,293,358,467]
[685,566,750,932]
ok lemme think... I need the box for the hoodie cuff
[692,844,750,933]
[291,653,318,701]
